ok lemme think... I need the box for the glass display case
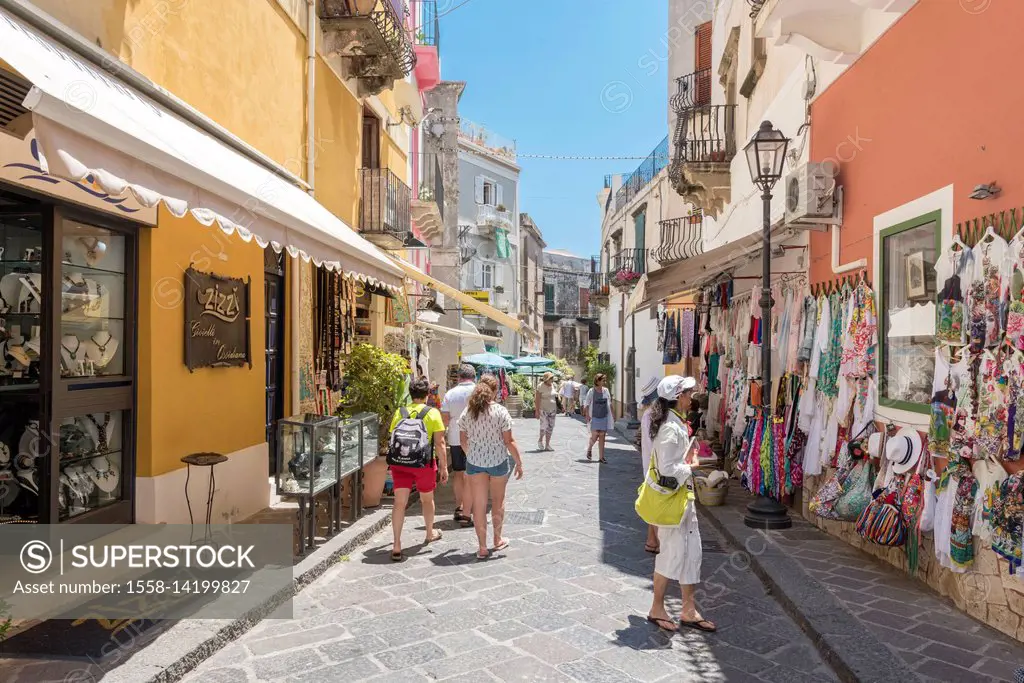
[337,416,362,478]
[57,409,125,520]
[351,412,381,462]
[0,210,43,389]
[59,221,127,379]
[276,413,340,497]
[0,393,42,523]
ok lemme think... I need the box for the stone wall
[802,473,1024,642]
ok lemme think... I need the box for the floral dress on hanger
[1004,350,1024,461]
[969,231,1008,350]
[935,243,972,346]
[976,349,1010,459]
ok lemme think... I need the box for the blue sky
[439,0,669,257]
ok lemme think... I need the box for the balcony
[320,0,417,97]
[656,212,705,266]
[589,271,611,306]
[669,69,712,112]
[410,153,444,244]
[670,104,737,218]
[476,204,514,233]
[613,136,669,215]
[754,0,916,65]
[608,249,649,291]
[358,167,412,250]
[411,0,440,90]
[459,119,517,164]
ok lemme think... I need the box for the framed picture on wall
[906,251,926,300]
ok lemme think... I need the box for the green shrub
[510,373,535,411]
[337,344,410,452]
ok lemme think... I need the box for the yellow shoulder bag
[635,444,694,526]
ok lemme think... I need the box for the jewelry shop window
[879,211,940,412]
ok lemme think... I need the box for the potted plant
[496,204,507,213]
[610,268,642,290]
[494,285,505,294]
[337,344,410,508]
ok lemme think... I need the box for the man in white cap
[638,375,662,554]
[645,375,716,634]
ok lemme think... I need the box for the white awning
[0,8,403,288]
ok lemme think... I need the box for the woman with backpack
[387,378,448,562]
[583,373,613,463]
[644,376,716,634]
[458,374,525,560]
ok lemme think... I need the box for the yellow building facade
[0,0,417,525]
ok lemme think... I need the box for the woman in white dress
[646,375,716,633]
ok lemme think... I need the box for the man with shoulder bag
[387,378,448,562]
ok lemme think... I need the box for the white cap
[657,375,697,401]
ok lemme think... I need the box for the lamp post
[742,120,792,530]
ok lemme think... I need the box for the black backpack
[386,406,434,468]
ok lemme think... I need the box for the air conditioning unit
[784,162,841,228]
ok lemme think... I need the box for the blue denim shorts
[467,458,512,477]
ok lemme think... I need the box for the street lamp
[742,120,792,530]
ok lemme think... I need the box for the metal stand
[743,185,792,530]
[181,452,229,542]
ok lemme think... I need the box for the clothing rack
[956,205,1024,246]
[811,271,872,297]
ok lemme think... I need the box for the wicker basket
[695,477,728,507]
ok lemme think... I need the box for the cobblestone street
[183,417,838,683]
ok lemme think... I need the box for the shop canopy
[415,320,496,342]
[642,225,793,309]
[391,257,539,338]
[511,355,554,367]
[0,7,403,290]
[514,365,561,378]
[463,353,515,370]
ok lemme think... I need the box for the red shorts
[390,462,438,493]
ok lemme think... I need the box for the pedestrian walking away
[638,375,662,555]
[386,378,448,562]
[459,374,525,560]
[583,373,612,463]
[441,364,477,527]
[645,375,716,633]
[536,371,558,451]
[560,376,577,415]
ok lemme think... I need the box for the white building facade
[457,120,521,356]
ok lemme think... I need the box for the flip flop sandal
[586,452,593,461]
[492,540,509,552]
[645,544,660,554]
[476,551,490,561]
[390,551,404,562]
[646,616,678,632]
[680,619,717,632]
[427,530,443,543]
[458,517,474,527]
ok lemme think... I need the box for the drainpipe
[831,224,867,274]
[0,0,312,191]
[619,293,626,418]
[306,0,317,196]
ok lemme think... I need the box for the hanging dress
[934,242,973,346]
[968,231,1008,351]
[976,349,1010,459]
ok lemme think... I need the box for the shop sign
[0,131,157,224]
[184,267,251,371]
[462,289,490,313]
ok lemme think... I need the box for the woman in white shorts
[645,375,716,634]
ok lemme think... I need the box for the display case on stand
[276,413,340,552]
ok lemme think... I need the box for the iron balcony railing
[673,104,738,166]
[459,119,517,162]
[614,136,670,214]
[609,248,649,278]
[747,0,767,18]
[358,167,411,249]
[656,212,705,265]
[412,0,439,48]
[418,153,444,220]
[589,271,610,299]
[543,304,596,319]
[670,69,712,112]
[320,0,416,83]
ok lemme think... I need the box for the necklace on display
[62,338,81,361]
[92,332,111,354]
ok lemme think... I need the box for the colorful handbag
[809,462,852,521]
[834,459,874,522]
[856,486,907,547]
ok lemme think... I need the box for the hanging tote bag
[834,459,874,522]
[856,485,907,547]
[635,445,693,526]
[809,461,852,521]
